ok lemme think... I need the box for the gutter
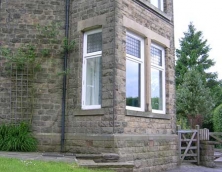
[61,0,70,152]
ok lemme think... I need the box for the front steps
[214,150,222,167]
[76,153,134,172]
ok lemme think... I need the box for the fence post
[196,125,200,165]
[177,125,181,165]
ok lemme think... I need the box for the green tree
[176,23,217,88]
[213,104,222,132]
[176,69,214,127]
[176,23,222,129]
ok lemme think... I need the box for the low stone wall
[200,141,215,168]
[34,133,178,171]
[114,134,178,172]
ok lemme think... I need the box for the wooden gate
[177,125,200,165]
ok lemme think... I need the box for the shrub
[0,122,37,152]
[213,104,222,132]
[177,116,190,129]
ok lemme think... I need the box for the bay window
[126,31,166,114]
[82,29,102,109]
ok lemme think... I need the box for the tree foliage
[213,104,222,132]
[176,23,222,129]
[176,23,216,87]
[176,69,214,127]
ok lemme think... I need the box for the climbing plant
[0,22,75,124]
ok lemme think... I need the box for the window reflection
[126,60,141,107]
[151,68,163,110]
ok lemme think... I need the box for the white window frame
[126,31,145,112]
[82,28,102,110]
[151,43,165,114]
[151,0,164,11]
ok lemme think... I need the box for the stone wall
[114,135,178,172]
[113,0,176,135]
[200,141,216,168]
[0,0,177,171]
[0,0,65,151]
[66,0,116,135]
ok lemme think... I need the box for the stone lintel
[123,16,170,48]
[77,14,107,32]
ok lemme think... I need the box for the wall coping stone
[114,134,177,141]
[126,110,171,120]
[64,133,177,141]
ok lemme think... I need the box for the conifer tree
[176,23,216,87]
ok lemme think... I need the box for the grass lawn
[0,157,112,172]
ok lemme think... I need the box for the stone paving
[166,163,222,172]
[0,151,77,163]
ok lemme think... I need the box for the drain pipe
[61,0,70,152]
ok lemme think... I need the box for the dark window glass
[87,32,102,53]
[151,46,162,66]
[126,35,141,58]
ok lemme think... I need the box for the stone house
[0,0,177,171]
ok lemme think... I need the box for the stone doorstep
[77,159,134,169]
[42,152,76,157]
[76,153,119,162]
[214,157,222,168]
[76,154,103,159]
[215,157,222,163]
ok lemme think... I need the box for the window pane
[87,32,102,53]
[86,57,101,105]
[126,60,141,107]
[151,46,162,66]
[151,0,159,8]
[126,35,141,58]
[151,68,163,110]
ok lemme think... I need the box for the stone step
[214,157,222,167]
[77,159,134,172]
[214,152,222,158]
[76,153,119,162]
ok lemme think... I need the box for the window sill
[135,0,172,22]
[73,109,104,116]
[126,110,171,120]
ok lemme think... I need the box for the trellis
[1,0,34,124]
[9,65,34,124]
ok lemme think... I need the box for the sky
[174,0,222,80]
